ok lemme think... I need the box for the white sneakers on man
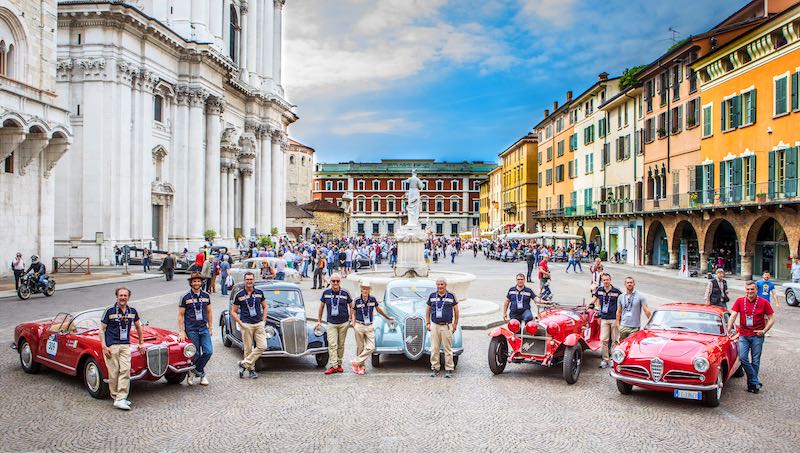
[199,376,209,386]
[113,399,131,411]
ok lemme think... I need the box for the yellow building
[479,179,490,232]
[499,133,539,232]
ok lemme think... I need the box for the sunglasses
[331,279,341,282]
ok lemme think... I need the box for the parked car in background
[219,280,328,367]
[784,282,800,306]
[609,303,743,407]
[13,309,196,399]
[353,252,371,270]
[227,257,301,285]
[371,278,463,367]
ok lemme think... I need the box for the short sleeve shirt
[619,290,647,328]
[755,280,775,302]
[352,295,379,324]
[180,290,211,331]
[427,291,458,324]
[731,296,774,336]
[101,305,139,346]
[538,261,550,279]
[506,286,535,316]
[233,288,266,324]
[593,286,622,320]
[320,288,352,324]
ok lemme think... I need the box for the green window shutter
[733,157,743,201]
[749,156,756,201]
[768,150,776,198]
[786,147,798,197]
[719,161,726,202]
[749,89,757,124]
[733,95,742,127]
[720,101,726,131]
[707,163,715,203]
[792,72,799,111]
[695,165,705,203]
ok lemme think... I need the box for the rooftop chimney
[544,109,550,117]
[566,90,573,102]
[598,72,609,82]
[553,101,559,110]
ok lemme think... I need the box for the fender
[563,333,587,348]
[488,326,515,340]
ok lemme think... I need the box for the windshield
[66,309,105,333]
[646,309,725,335]
[256,287,304,308]
[388,285,436,303]
[48,312,72,333]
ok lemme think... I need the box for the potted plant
[689,191,699,207]
[756,192,767,201]
[204,229,217,243]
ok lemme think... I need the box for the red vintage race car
[609,303,743,407]
[488,303,602,384]
[13,309,196,399]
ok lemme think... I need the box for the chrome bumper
[609,371,719,391]
[105,364,195,383]
[374,347,464,356]
[260,346,328,358]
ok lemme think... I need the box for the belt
[355,321,373,325]
[434,322,449,325]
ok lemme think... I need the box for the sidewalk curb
[0,273,162,299]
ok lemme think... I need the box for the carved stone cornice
[116,59,137,83]
[206,96,225,115]
[138,68,159,91]
[221,127,240,148]
[77,58,106,79]
[239,166,254,176]
[244,119,260,133]
[273,0,286,9]
[188,87,210,106]
[175,84,191,105]
[240,0,249,15]
[56,58,73,79]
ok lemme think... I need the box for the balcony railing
[503,202,517,213]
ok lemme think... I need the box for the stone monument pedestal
[394,224,429,277]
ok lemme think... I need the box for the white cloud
[330,112,421,135]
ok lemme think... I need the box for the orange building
[534,92,574,215]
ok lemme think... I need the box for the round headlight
[693,357,710,372]
[525,321,538,335]
[313,325,325,337]
[612,348,625,364]
[265,326,277,339]
[388,320,398,331]
[183,343,196,358]
[507,319,520,333]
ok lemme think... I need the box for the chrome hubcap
[716,372,723,399]
[20,343,32,368]
[85,362,100,393]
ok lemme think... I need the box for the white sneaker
[186,370,195,386]
[113,400,131,411]
[200,376,209,386]
[123,399,132,406]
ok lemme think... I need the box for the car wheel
[786,289,799,307]
[83,357,109,399]
[18,339,40,374]
[17,285,31,300]
[616,379,633,394]
[703,367,723,407]
[563,345,582,384]
[221,323,232,348]
[315,352,329,368]
[164,372,187,385]
[733,364,745,378]
[488,336,507,375]
[44,283,55,297]
[371,354,381,368]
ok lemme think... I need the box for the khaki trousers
[326,322,349,368]
[619,325,639,341]
[429,323,454,371]
[241,322,267,370]
[353,322,375,367]
[600,319,619,361]
[107,344,131,401]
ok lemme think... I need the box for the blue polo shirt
[233,288,266,324]
[755,280,775,303]
[593,286,622,320]
[352,295,379,324]
[320,288,352,324]
[427,291,458,324]
[180,290,212,331]
[101,304,139,346]
[506,286,535,317]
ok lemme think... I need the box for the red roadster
[13,309,196,399]
[609,303,743,407]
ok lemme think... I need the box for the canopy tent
[531,232,583,240]
[497,232,538,240]
[459,232,474,239]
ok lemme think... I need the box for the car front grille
[404,316,424,357]
[664,369,704,382]
[146,345,169,377]
[618,365,650,379]
[519,336,547,356]
[650,358,664,382]
[281,318,307,355]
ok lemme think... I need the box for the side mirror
[144,320,150,327]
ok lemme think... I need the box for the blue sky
[283,0,742,164]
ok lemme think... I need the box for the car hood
[263,305,306,324]
[385,300,426,320]
[627,329,718,359]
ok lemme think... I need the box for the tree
[258,235,274,249]
[618,65,647,91]
[270,227,279,236]
[204,229,217,242]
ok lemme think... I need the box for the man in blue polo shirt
[503,273,540,328]
[315,273,352,374]
[178,272,213,386]
[231,272,267,379]
[99,287,146,410]
[755,271,779,310]
[426,278,460,378]
[591,273,622,369]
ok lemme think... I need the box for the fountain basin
[344,270,476,303]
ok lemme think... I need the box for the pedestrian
[591,273,621,369]
[161,252,175,281]
[369,247,377,270]
[302,249,311,278]
[349,282,393,374]
[114,245,121,266]
[200,255,213,291]
[178,272,213,386]
[448,242,457,263]
[12,252,25,291]
[727,280,776,393]
[275,253,287,280]
[525,248,535,282]
[344,247,353,275]
[142,248,151,273]
[219,256,231,296]
[232,272,267,379]
[705,268,730,309]
[313,253,326,289]
[99,287,146,410]
[567,249,583,273]
[755,271,779,310]
[792,257,800,283]
[503,273,539,326]
[589,257,602,273]
[537,254,551,295]
[260,259,276,280]
[617,277,651,340]
[194,248,205,271]
[316,273,352,374]
[208,256,218,293]
[426,278,460,378]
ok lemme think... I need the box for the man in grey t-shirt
[616,277,652,340]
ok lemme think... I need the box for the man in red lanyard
[727,280,776,394]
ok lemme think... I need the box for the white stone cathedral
[54,0,296,264]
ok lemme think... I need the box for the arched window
[0,40,6,76]
[229,5,239,62]
[153,94,164,122]
[301,157,305,166]
[289,155,295,164]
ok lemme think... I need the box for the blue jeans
[186,327,213,376]
[451,253,456,263]
[302,261,309,277]
[276,272,285,280]
[510,309,534,325]
[566,260,582,272]
[738,335,764,388]
[143,257,150,272]
[220,273,228,295]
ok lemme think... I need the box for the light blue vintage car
[371,278,464,367]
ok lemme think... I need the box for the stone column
[247,0,258,84]
[260,127,273,233]
[239,135,257,239]
[220,165,229,239]
[699,251,707,275]
[669,249,678,270]
[272,0,284,87]
[228,168,236,240]
[173,87,191,243]
[740,253,754,280]
[270,129,284,233]
[204,97,223,235]
[188,88,209,243]
[209,0,224,44]
[239,1,249,82]
[262,0,275,87]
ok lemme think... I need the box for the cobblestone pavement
[1,256,798,452]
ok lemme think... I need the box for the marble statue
[403,169,422,226]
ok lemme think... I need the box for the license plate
[673,389,702,400]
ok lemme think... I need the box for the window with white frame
[451,198,460,212]
[387,180,395,190]
[356,197,365,212]
[721,95,738,132]
[775,74,789,116]
[372,179,380,191]
[452,180,459,191]
[371,197,380,212]
[337,181,344,190]
[741,88,757,126]
[357,180,365,190]
[435,197,444,212]
[325,181,332,191]
[436,180,444,191]
[387,197,396,212]
[421,196,428,212]
[315,181,320,191]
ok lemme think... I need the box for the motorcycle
[17,273,56,300]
